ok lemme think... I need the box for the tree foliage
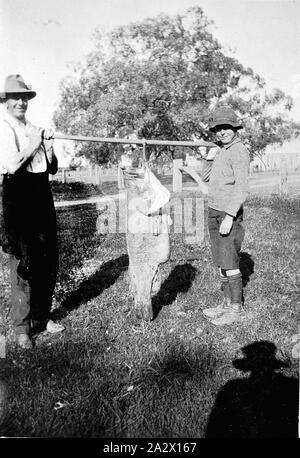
[54,6,297,165]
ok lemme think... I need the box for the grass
[0,190,299,438]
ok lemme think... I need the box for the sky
[0,0,299,133]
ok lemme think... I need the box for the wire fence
[48,164,174,185]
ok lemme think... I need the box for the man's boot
[202,275,231,318]
[210,273,244,326]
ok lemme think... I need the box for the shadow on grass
[128,340,226,437]
[152,263,197,319]
[0,340,109,437]
[205,341,299,438]
[1,338,223,437]
[147,341,222,382]
[239,251,254,287]
[52,254,129,320]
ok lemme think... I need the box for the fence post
[62,168,66,184]
[118,165,125,189]
[279,156,288,196]
[173,159,183,192]
[94,165,100,186]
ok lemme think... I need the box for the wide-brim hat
[233,341,288,372]
[209,105,243,131]
[0,74,36,100]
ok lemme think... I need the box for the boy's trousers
[208,207,245,270]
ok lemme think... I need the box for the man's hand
[219,214,233,235]
[43,128,54,140]
[25,124,43,150]
[43,128,55,151]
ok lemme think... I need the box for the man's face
[5,93,28,121]
[214,124,237,145]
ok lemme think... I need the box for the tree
[54,6,297,165]
[222,85,299,160]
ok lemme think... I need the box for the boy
[201,106,250,326]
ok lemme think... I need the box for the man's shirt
[0,112,47,174]
[205,136,250,217]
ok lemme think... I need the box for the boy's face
[214,124,237,145]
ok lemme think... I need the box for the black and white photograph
[0,0,299,444]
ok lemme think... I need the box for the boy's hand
[200,183,209,195]
[219,214,233,235]
[205,147,219,161]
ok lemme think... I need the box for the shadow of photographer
[205,340,299,438]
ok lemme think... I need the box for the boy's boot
[203,275,231,318]
[210,273,244,326]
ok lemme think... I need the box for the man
[201,105,250,326]
[0,74,64,349]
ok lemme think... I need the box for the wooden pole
[279,156,288,196]
[118,165,125,190]
[173,159,183,192]
[96,165,101,186]
[53,133,216,149]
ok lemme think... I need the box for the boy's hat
[0,74,36,100]
[209,105,243,131]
